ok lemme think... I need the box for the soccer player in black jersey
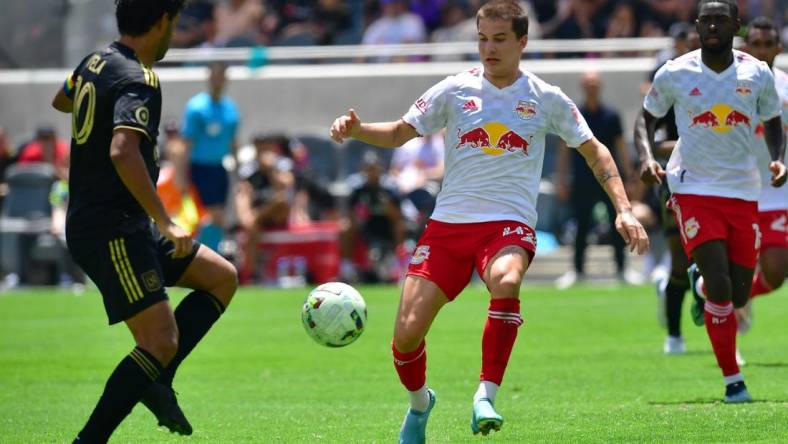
[52,1,238,442]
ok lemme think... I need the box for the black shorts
[68,223,200,325]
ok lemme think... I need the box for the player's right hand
[329,109,361,143]
[158,220,193,259]
[769,160,787,187]
[639,160,666,185]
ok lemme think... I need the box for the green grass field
[1,283,788,443]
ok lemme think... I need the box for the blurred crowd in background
[0,0,785,68]
[0,0,784,290]
[170,0,784,49]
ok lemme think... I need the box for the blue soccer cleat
[688,264,705,326]
[724,381,753,403]
[471,397,503,436]
[399,389,436,444]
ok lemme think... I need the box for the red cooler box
[258,221,340,284]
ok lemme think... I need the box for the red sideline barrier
[258,221,340,284]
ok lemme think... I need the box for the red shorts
[758,209,788,250]
[406,219,536,300]
[668,193,759,268]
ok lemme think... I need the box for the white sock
[409,385,430,412]
[473,381,499,404]
[724,373,744,385]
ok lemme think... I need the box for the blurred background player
[637,0,785,403]
[180,61,240,252]
[554,70,637,289]
[637,25,701,355]
[51,0,238,440]
[734,16,788,334]
[330,1,648,442]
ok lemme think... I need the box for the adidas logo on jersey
[689,87,702,96]
[463,100,478,111]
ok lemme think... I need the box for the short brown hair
[477,0,529,38]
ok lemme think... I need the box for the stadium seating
[0,162,59,285]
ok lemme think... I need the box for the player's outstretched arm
[110,128,193,258]
[329,109,418,148]
[762,116,787,187]
[633,108,665,185]
[578,137,650,255]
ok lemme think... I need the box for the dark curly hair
[115,0,186,37]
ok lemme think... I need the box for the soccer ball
[301,282,367,347]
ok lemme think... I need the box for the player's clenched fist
[329,109,361,143]
[768,160,787,187]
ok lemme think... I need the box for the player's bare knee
[761,261,788,290]
[487,269,523,298]
[702,272,732,303]
[137,330,178,365]
[762,267,785,289]
[392,333,422,354]
[211,258,239,306]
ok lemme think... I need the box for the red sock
[480,298,523,385]
[392,340,426,391]
[750,271,773,299]
[704,301,739,377]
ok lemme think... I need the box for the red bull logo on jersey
[456,122,532,156]
[514,100,537,120]
[735,83,752,96]
[689,103,750,134]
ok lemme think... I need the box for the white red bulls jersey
[402,67,593,227]
[644,49,782,201]
[753,67,788,211]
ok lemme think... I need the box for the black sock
[666,276,689,337]
[160,290,225,387]
[75,347,163,443]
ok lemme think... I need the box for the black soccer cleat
[141,382,193,435]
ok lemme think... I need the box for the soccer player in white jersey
[329,1,649,441]
[636,0,786,403]
[734,17,788,332]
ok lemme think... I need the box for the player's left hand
[769,160,787,187]
[615,209,649,255]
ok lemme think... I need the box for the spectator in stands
[554,71,636,289]
[181,62,240,252]
[545,0,604,40]
[310,0,354,45]
[215,0,265,47]
[645,0,697,30]
[430,2,476,48]
[341,151,406,283]
[0,127,14,209]
[363,0,427,61]
[605,1,638,39]
[410,0,444,33]
[171,1,216,48]
[235,134,299,283]
[17,126,69,180]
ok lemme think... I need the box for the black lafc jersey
[66,41,161,239]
